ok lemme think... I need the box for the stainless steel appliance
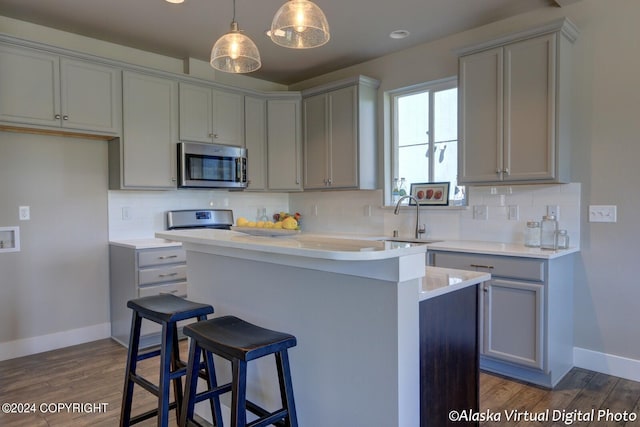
[166,209,234,230]
[177,141,247,189]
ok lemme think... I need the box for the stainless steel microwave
[177,142,247,189]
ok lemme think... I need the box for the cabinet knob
[209,133,219,139]
[503,168,510,175]
[55,114,61,120]
[63,115,69,120]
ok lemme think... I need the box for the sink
[383,238,443,245]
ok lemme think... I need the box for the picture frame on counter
[409,182,450,206]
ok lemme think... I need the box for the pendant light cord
[232,0,236,23]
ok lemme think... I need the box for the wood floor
[0,338,639,426]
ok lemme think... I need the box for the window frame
[388,76,462,206]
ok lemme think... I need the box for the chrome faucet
[394,195,426,239]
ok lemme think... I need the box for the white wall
[292,0,640,372]
[0,132,109,360]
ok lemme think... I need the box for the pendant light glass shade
[270,0,330,49]
[211,2,261,74]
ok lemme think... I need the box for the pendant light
[211,0,261,73]
[270,0,330,49]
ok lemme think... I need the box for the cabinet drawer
[433,252,544,282]
[138,248,185,267]
[138,281,188,298]
[139,264,187,285]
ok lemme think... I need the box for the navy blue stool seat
[120,294,216,427]
[181,316,298,427]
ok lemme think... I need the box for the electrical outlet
[473,205,488,220]
[122,207,132,221]
[547,205,560,220]
[19,206,30,221]
[589,205,617,223]
[508,205,519,221]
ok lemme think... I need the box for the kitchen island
[155,229,489,426]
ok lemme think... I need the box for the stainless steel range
[166,209,234,230]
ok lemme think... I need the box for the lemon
[264,222,274,228]
[237,217,249,226]
[282,217,298,230]
[247,221,256,227]
[274,221,283,229]
[256,221,266,228]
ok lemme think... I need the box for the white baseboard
[0,323,111,362]
[574,347,640,382]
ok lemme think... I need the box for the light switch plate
[473,205,488,220]
[589,205,617,223]
[508,205,519,221]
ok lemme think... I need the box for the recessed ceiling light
[389,30,410,39]
[165,0,184,3]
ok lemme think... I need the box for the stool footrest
[194,383,232,404]
[129,400,179,425]
[136,348,161,362]
[245,400,288,427]
[131,374,159,396]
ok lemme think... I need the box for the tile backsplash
[109,183,580,248]
[289,183,581,246]
[108,190,289,240]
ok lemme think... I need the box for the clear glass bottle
[399,177,407,197]
[524,221,541,247]
[556,229,570,249]
[540,215,558,250]
[392,178,400,204]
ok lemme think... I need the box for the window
[390,77,465,205]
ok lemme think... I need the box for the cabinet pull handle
[470,264,494,269]
[160,290,179,294]
[158,255,178,260]
[158,272,178,278]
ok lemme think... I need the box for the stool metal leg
[231,358,248,427]
[171,323,184,422]
[203,346,224,427]
[158,322,174,427]
[276,351,298,427]
[120,311,142,427]
[180,339,202,427]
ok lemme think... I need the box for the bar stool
[180,315,298,427]
[120,294,217,427]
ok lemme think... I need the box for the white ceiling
[0,0,567,85]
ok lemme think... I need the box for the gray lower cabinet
[430,250,574,388]
[109,243,188,348]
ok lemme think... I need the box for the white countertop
[109,238,182,249]
[425,239,579,259]
[155,229,427,261]
[420,266,490,301]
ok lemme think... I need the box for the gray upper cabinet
[179,82,244,147]
[110,70,178,190]
[0,43,121,135]
[458,18,578,185]
[267,98,303,191]
[244,94,303,192]
[244,96,268,191]
[302,76,379,190]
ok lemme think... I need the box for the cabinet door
[0,44,60,127]
[60,58,121,134]
[482,279,544,370]
[458,47,503,183]
[212,89,245,146]
[122,71,178,188]
[179,82,213,143]
[303,94,329,189]
[504,34,556,181]
[267,99,302,191]
[244,96,267,190]
[328,86,358,188]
